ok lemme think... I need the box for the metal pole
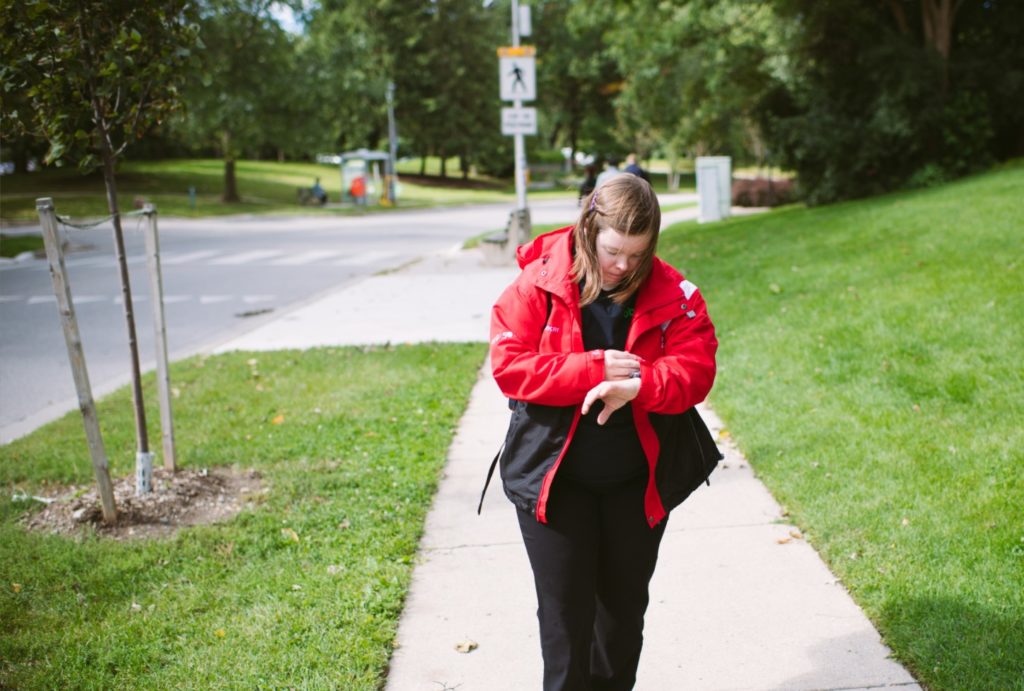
[36,198,117,523]
[386,81,399,206]
[509,0,531,249]
[142,204,177,471]
[512,0,527,215]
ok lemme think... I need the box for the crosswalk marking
[4,248,404,270]
[160,249,220,265]
[0,294,277,306]
[210,250,285,265]
[270,250,344,266]
[334,250,398,266]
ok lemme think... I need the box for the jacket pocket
[651,407,723,512]
[499,400,575,512]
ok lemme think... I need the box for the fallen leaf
[902,517,910,527]
[789,530,803,540]
[291,584,302,591]
[776,536,792,545]
[281,528,300,543]
[130,601,142,612]
[11,583,22,593]
[214,628,226,638]
[271,414,285,425]
[769,283,782,294]
[327,564,344,575]
[455,639,478,654]
[338,519,351,530]
[171,387,181,398]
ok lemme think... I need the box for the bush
[731,176,794,207]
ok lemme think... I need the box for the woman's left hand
[581,378,641,425]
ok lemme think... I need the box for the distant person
[578,164,598,204]
[311,177,327,205]
[624,153,651,183]
[350,175,367,206]
[488,174,720,690]
[595,156,622,189]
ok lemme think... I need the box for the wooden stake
[36,198,117,523]
[142,204,177,471]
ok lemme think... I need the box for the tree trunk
[460,153,469,180]
[419,156,427,176]
[921,0,960,94]
[96,123,150,459]
[222,131,240,203]
[440,150,447,178]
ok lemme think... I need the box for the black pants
[516,475,667,691]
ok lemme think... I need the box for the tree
[180,0,301,201]
[762,0,1023,203]
[533,0,622,164]
[609,0,784,187]
[1,0,197,506]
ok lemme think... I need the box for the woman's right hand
[604,349,641,381]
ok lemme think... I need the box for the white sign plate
[499,56,536,101]
[502,107,537,136]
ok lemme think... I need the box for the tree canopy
[4,0,1022,204]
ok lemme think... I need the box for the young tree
[1,0,197,501]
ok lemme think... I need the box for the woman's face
[595,227,650,290]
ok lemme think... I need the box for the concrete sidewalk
[217,208,920,690]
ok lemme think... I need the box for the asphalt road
[0,198,583,442]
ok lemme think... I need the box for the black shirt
[559,288,647,487]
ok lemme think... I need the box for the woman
[489,174,720,690]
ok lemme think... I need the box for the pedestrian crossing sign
[498,46,536,102]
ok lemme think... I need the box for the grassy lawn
[0,158,540,223]
[0,233,44,258]
[0,344,486,689]
[657,161,1023,690]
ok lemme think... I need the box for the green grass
[658,160,1024,690]
[0,343,486,689]
[0,158,541,222]
[0,233,44,257]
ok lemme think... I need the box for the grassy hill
[658,161,1024,690]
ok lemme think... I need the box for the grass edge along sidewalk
[0,343,486,689]
[657,160,1024,691]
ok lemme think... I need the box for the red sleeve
[632,287,718,414]
[490,280,605,406]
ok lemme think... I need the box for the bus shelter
[338,149,396,206]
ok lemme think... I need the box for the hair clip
[589,190,598,212]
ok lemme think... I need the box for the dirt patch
[19,466,265,540]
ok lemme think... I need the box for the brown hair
[572,174,661,306]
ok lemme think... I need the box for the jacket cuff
[586,349,605,388]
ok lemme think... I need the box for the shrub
[731,177,794,207]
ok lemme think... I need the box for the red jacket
[490,226,719,527]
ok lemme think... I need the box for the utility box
[696,156,732,223]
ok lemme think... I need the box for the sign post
[499,0,536,248]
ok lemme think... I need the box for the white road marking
[270,250,344,266]
[334,250,399,266]
[160,249,220,265]
[199,295,233,304]
[210,250,285,265]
